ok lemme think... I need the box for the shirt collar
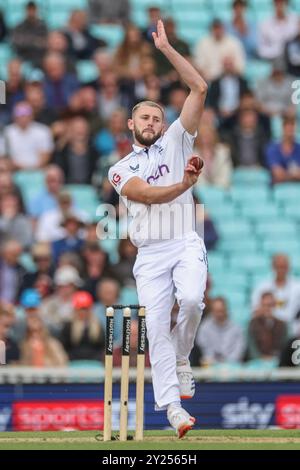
[132,136,163,155]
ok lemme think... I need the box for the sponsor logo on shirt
[147,164,170,184]
[112,173,121,186]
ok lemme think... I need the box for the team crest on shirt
[129,164,139,173]
[112,173,121,186]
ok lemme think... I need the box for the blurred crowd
[0,0,300,368]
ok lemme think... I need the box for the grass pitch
[0,429,300,450]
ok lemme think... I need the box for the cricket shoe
[167,406,196,439]
[176,361,195,399]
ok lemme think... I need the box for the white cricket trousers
[133,231,208,410]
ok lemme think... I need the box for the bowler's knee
[179,294,204,313]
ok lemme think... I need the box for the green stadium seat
[212,271,250,291]
[245,358,278,370]
[99,238,119,264]
[120,286,139,306]
[217,220,252,239]
[46,11,71,29]
[207,203,237,223]
[239,202,280,222]
[215,237,259,254]
[255,220,297,237]
[232,168,271,186]
[195,185,227,205]
[244,60,272,86]
[229,253,270,273]
[14,170,45,194]
[262,239,300,257]
[230,308,252,331]
[230,186,270,205]
[19,253,35,273]
[273,183,300,204]
[271,115,283,140]
[89,24,125,50]
[283,203,300,221]
[207,252,226,274]
[76,60,99,83]
[172,9,212,29]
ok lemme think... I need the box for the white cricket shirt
[108,118,197,247]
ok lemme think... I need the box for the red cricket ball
[189,156,204,171]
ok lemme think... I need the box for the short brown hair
[132,101,164,119]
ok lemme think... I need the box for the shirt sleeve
[165,118,197,162]
[265,143,281,169]
[39,126,54,153]
[108,163,136,195]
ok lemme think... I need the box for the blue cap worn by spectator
[20,289,41,308]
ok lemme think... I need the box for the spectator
[88,0,130,24]
[193,195,219,251]
[40,265,82,335]
[54,116,99,184]
[265,114,300,183]
[20,315,68,366]
[165,87,189,126]
[227,107,268,167]
[52,211,85,265]
[252,254,300,323]
[25,82,58,126]
[29,165,64,218]
[114,319,150,367]
[255,61,295,117]
[0,10,7,42]
[0,192,33,248]
[11,1,48,66]
[258,0,298,61]
[61,291,104,362]
[96,71,134,121]
[113,24,153,81]
[194,123,232,188]
[0,307,19,364]
[94,278,122,343]
[227,0,257,58]
[92,49,114,78]
[219,90,271,139]
[284,19,300,77]
[35,191,86,242]
[3,59,25,120]
[110,239,137,286]
[64,10,106,60]
[194,19,245,81]
[79,86,103,136]
[207,56,249,122]
[12,288,42,342]
[248,292,287,360]
[0,240,25,304]
[19,242,54,293]
[94,108,130,158]
[142,6,162,43]
[81,242,113,299]
[0,168,24,211]
[4,101,54,170]
[47,30,75,74]
[134,57,162,104]
[153,18,190,80]
[42,53,80,112]
[195,297,245,365]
